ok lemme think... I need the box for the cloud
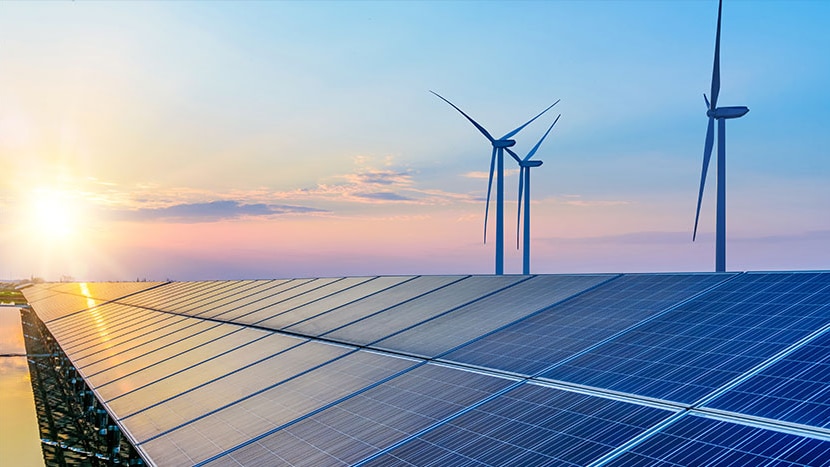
[463,169,519,179]
[104,200,327,223]
[354,192,414,201]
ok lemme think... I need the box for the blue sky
[1,0,828,280]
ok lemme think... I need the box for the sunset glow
[1,1,828,281]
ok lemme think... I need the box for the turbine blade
[710,0,722,109]
[525,114,561,161]
[704,93,710,109]
[484,147,496,244]
[693,117,716,241]
[502,99,560,140]
[430,91,495,142]
[505,147,522,164]
[517,168,524,249]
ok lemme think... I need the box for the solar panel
[93,325,272,402]
[178,280,281,318]
[324,275,527,347]
[373,274,613,358]
[211,277,340,323]
[21,282,163,322]
[603,414,830,466]
[135,350,419,466]
[705,323,830,429]
[540,272,830,404]
[287,275,466,337]
[255,276,414,331]
[202,363,515,466]
[108,332,309,419]
[359,382,674,467]
[69,313,214,366]
[198,278,310,320]
[441,273,732,376]
[83,322,239,388]
[234,277,375,326]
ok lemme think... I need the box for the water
[0,306,45,466]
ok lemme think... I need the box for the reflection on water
[0,307,45,466]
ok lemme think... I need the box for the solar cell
[237,277,374,327]
[256,276,414,331]
[603,414,830,466]
[288,275,466,337]
[540,272,830,404]
[706,324,830,429]
[441,273,731,376]
[136,350,418,466]
[325,275,527,346]
[359,382,674,467]
[202,363,515,466]
[374,274,613,358]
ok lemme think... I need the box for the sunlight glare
[27,188,83,242]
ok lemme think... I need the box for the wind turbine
[693,0,749,272]
[506,114,561,275]
[431,91,558,275]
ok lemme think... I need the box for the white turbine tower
[693,0,749,272]
[506,114,560,275]
[431,91,558,275]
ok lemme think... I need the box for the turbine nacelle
[493,139,516,148]
[706,106,750,119]
[520,160,543,168]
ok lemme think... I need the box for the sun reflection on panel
[79,283,109,343]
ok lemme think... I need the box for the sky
[1,0,829,281]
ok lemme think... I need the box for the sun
[26,188,83,243]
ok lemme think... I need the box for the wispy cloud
[103,200,327,223]
[463,169,519,180]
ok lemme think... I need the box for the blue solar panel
[604,415,830,466]
[706,325,830,429]
[359,382,674,467]
[540,272,830,404]
[442,273,731,376]
[373,274,611,358]
[202,363,515,466]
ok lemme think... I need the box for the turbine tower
[693,0,749,272]
[432,91,558,275]
[506,114,561,275]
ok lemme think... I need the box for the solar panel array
[22,272,830,466]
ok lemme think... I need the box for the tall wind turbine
[432,91,558,275]
[693,0,749,272]
[507,114,561,275]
